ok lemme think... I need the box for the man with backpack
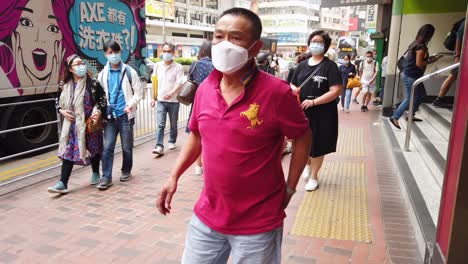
[433,18,465,108]
[97,40,143,190]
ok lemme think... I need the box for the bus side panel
[0,0,146,156]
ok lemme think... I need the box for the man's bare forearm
[170,132,202,181]
[286,128,312,190]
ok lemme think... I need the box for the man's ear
[250,40,264,58]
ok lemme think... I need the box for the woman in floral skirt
[48,54,106,194]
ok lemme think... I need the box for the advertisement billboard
[146,0,175,20]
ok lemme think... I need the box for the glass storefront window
[191,0,202,6]
[206,0,217,9]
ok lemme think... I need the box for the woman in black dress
[291,30,342,191]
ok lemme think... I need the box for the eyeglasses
[71,62,85,67]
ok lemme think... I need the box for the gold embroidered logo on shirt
[240,103,263,128]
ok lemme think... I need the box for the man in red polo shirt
[157,8,312,263]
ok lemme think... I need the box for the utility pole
[162,0,166,42]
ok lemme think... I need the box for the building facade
[258,0,321,58]
[146,0,224,59]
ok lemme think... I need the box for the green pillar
[370,32,385,96]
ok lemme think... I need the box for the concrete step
[418,104,452,141]
[389,119,442,225]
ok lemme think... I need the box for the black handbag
[397,45,412,72]
[177,62,199,105]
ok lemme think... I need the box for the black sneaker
[361,106,365,112]
[97,178,113,190]
[120,172,132,182]
[364,105,369,112]
[406,116,422,122]
[433,97,452,108]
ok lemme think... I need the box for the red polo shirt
[188,67,309,235]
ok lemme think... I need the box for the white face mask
[211,40,256,74]
[366,57,373,62]
[162,53,174,61]
[309,42,325,55]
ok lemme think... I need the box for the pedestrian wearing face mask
[156,8,311,263]
[339,54,357,112]
[97,40,143,190]
[151,42,184,156]
[291,30,343,191]
[359,51,379,112]
[48,54,107,194]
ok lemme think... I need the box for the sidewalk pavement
[0,104,421,264]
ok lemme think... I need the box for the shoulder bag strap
[188,61,199,81]
[298,60,326,89]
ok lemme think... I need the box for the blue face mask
[107,53,121,65]
[73,65,87,77]
[309,42,325,55]
[162,53,174,61]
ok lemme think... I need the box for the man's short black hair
[162,42,175,52]
[103,40,121,52]
[307,30,332,54]
[219,8,262,40]
[366,51,373,56]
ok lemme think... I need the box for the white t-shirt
[360,60,378,86]
[153,61,184,102]
[381,56,388,78]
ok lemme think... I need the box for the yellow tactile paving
[0,156,59,182]
[291,162,372,242]
[335,128,366,157]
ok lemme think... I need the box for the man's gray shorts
[182,214,283,264]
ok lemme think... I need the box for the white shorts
[362,83,376,94]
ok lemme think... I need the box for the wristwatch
[286,186,296,195]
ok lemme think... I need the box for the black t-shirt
[404,42,429,78]
[291,57,342,102]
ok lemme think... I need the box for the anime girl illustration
[0,0,74,95]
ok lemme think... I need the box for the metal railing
[0,83,191,162]
[404,62,460,151]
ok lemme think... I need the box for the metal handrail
[0,120,59,135]
[404,62,460,151]
[0,98,55,108]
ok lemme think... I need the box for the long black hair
[198,40,212,60]
[415,24,435,45]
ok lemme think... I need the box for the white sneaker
[301,165,311,181]
[152,146,163,155]
[305,179,319,191]
[341,107,345,111]
[345,109,350,113]
[194,165,203,175]
[168,143,176,150]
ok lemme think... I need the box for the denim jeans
[102,114,134,180]
[344,89,353,109]
[340,84,347,108]
[392,74,426,120]
[379,77,386,99]
[182,214,282,264]
[155,101,180,148]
